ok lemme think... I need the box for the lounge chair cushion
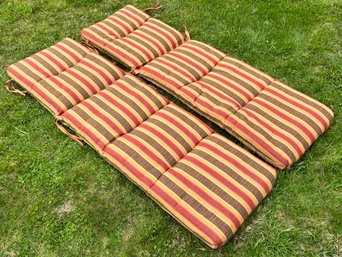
[7,39,276,249]
[81,5,186,69]
[137,40,334,169]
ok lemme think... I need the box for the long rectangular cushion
[81,5,186,70]
[80,5,333,169]
[6,39,276,249]
[137,40,334,169]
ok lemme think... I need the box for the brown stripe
[127,34,161,59]
[192,147,264,202]
[91,95,135,133]
[211,66,263,98]
[38,79,72,110]
[62,39,89,58]
[86,54,123,81]
[223,58,273,85]
[207,135,276,185]
[272,82,333,121]
[57,73,91,100]
[112,139,164,179]
[125,5,150,21]
[47,47,75,68]
[157,175,233,238]
[149,18,184,46]
[31,55,59,76]
[71,105,115,143]
[164,105,210,139]
[123,76,167,110]
[174,161,249,218]
[200,76,247,106]
[233,110,297,164]
[147,61,190,85]
[130,129,178,166]
[245,103,310,150]
[190,41,226,60]
[260,92,322,136]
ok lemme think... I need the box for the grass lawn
[0,0,341,256]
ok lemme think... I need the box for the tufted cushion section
[61,74,169,153]
[7,39,277,248]
[138,41,334,169]
[7,38,125,116]
[81,5,186,69]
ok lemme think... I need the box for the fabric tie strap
[80,40,99,54]
[184,25,191,40]
[55,119,84,146]
[144,5,162,13]
[5,79,27,96]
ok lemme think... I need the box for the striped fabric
[7,38,125,116]
[7,39,277,248]
[81,5,186,69]
[138,40,334,169]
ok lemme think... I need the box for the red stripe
[105,43,140,68]
[170,52,207,76]
[182,155,256,211]
[169,168,242,228]
[95,22,117,35]
[179,86,198,100]
[151,183,223,247]
[120,9,147,25]
[121,134,170,170]
[81,101,124,137]
[80,58,113,85]
[8,67,62,115]
[22,59,50,78]
[200,141,272,195]
[65,69,99,94]
[195,98,228,120]
[40,51,67,71]
[253,98,316,142]
[120,37,154,61]
[219,63,265,90]
[62,111,107,150]
[207,73,253,101]
[226,114,289,168]
[143,23,179,50]
[97,90,141,126]
[107,16,131,34]
[104,145,155,188]
[155,109,199,145]
[139,123,185,159]
[182,44,219,65]
[132,30,164,54]
[55,43,80,63]
[155,58,196,81]
[242,108,303,157]
[116,81,156,114]
[139,66,182,90]
[266,87,328,129]
[81,30,108,47]
[47,76,82,103]
[196,81,240,107]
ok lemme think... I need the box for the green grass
[0,0,341,256]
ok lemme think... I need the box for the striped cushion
[7,39,277,249]
[81,5,186,69]
[7,38,125,116]
[138,40,334,169]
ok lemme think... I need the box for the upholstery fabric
[81,5,186,69]
[7,39,277,249]
[82,5,333,169]
[137,40,334,169]
[7,38,125,116]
